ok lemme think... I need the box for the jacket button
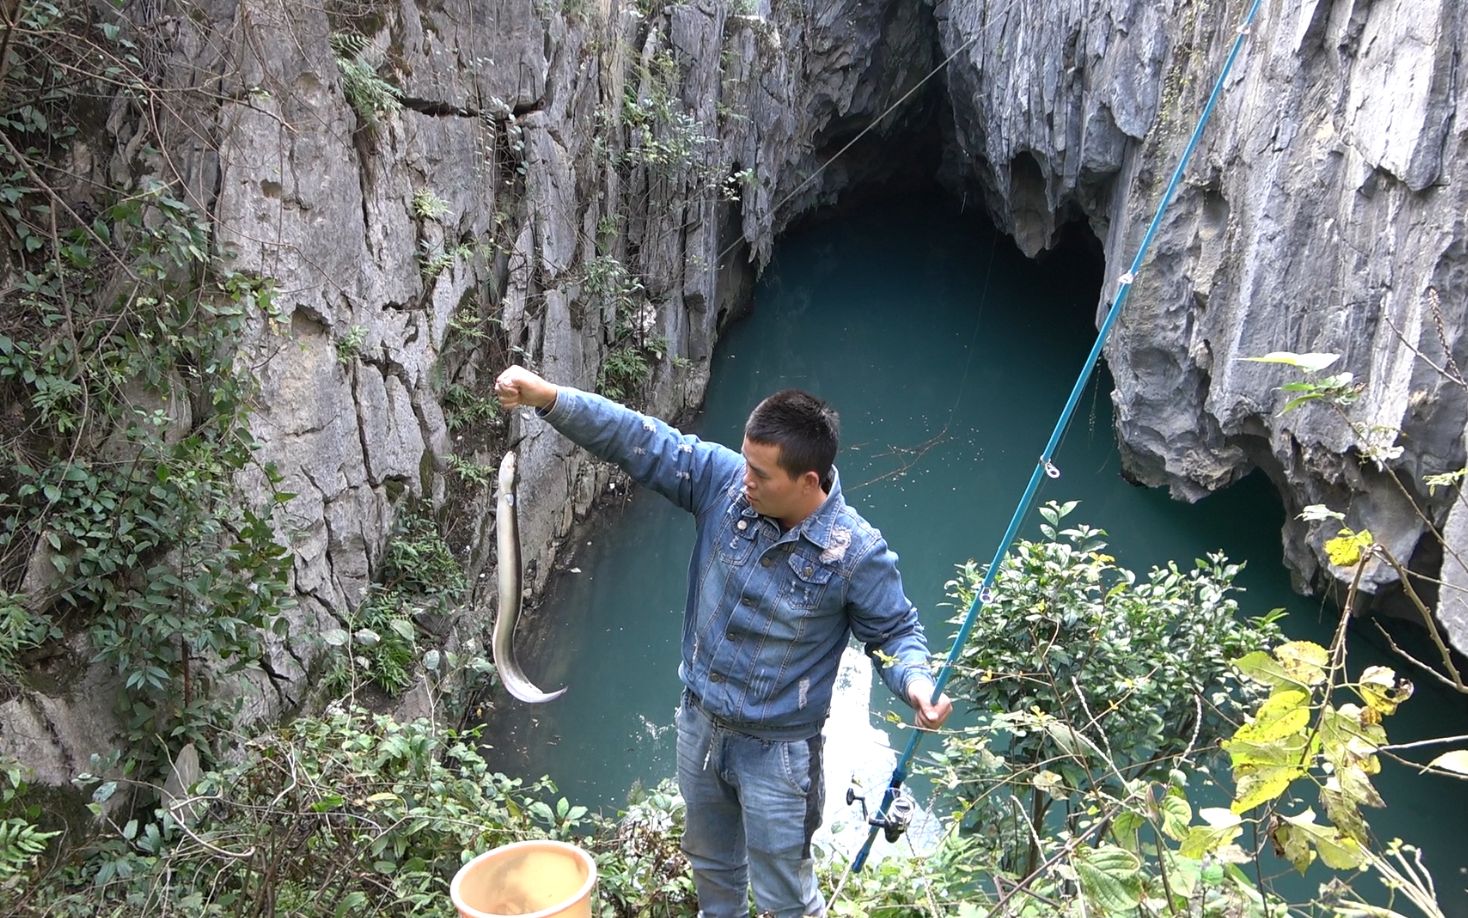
[761,556,775,567]
[804,565,814,576]
[737,520,748,531]
[710,672,724,683]
[726,630,735,641]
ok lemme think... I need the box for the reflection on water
[479,193,1468,911]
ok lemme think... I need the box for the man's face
[741,437,806,520]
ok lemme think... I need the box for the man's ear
[801,469,822,492]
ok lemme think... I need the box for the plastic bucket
[450,839,597,918]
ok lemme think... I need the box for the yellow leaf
[1272,822,1315,874]
[1223,729,1317,770]
[1324,529,1373,567]
[1320,704,1387,767]
[1427,750,1468,775]
[1357,665,1412,717]
[1328,763,1385,810]
[1315,832,1365,870]
[1279,809,1365,871]
[1321,786,1369,843]
[1275,641,1330,686]
[1179,823,1242,859]
[1234,650,1299,688]
[1231,688,1311,744]
[1231,766,1303,814]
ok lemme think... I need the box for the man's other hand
[495,365,559,411]
[906,679,953,731]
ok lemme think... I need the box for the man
[494,365,952,918]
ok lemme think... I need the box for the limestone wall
[0,0,936,783]
[936,0,1468,643]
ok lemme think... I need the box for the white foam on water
[637,713,673,742]
[814,643,940,864]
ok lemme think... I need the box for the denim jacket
[541,387,935,739]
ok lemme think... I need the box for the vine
[0,5,293,777]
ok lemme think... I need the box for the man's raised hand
[495,365,558,411]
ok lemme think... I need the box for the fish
[493,450,567,703]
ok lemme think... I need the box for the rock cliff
[935,0,1468,649]
[5,0,1466,784]
[0,0,941,782]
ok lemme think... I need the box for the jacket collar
[793,467,844,549]
[732,467,845,549]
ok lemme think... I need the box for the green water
[485,195,1468,910]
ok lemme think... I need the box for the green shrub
[580,255,665,403]
[0,592,56,683]
[440,382,501,432]
[20,706,549,915]
[0,178,294,778]
[933,501,1282,876]
[591,780,696,916]
[0,760,57,888]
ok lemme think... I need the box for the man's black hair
[744,389,839,484]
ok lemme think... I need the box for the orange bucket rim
[450,838,597,918]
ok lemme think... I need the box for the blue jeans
[677,692,826,918]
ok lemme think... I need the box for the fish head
[499,449,517,494]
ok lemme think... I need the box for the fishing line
[943,226,1002,428]
[848,0,1269,873]
[1053,306,1106,465]
[1087,368,1101,442]
[711,3,1027,275]
[847,227,1000,494]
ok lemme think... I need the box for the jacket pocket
[783,552,834,609]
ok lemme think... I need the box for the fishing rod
[847,0,1268,873]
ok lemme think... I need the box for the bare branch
[1373,545,1466,691]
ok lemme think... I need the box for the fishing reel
[845,785,916,843]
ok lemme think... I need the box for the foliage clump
[580,254,665,404]
[593,780,697,915]
[0,760,57,888]
[917,502,1283,909]
[331,31,403,127]
[0,184,293,765]
[326,508,467,695]
[9,706,547,914]
[1,707,699,917]
[831,501,1449,916]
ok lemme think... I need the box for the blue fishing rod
[848,0,1267,872]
